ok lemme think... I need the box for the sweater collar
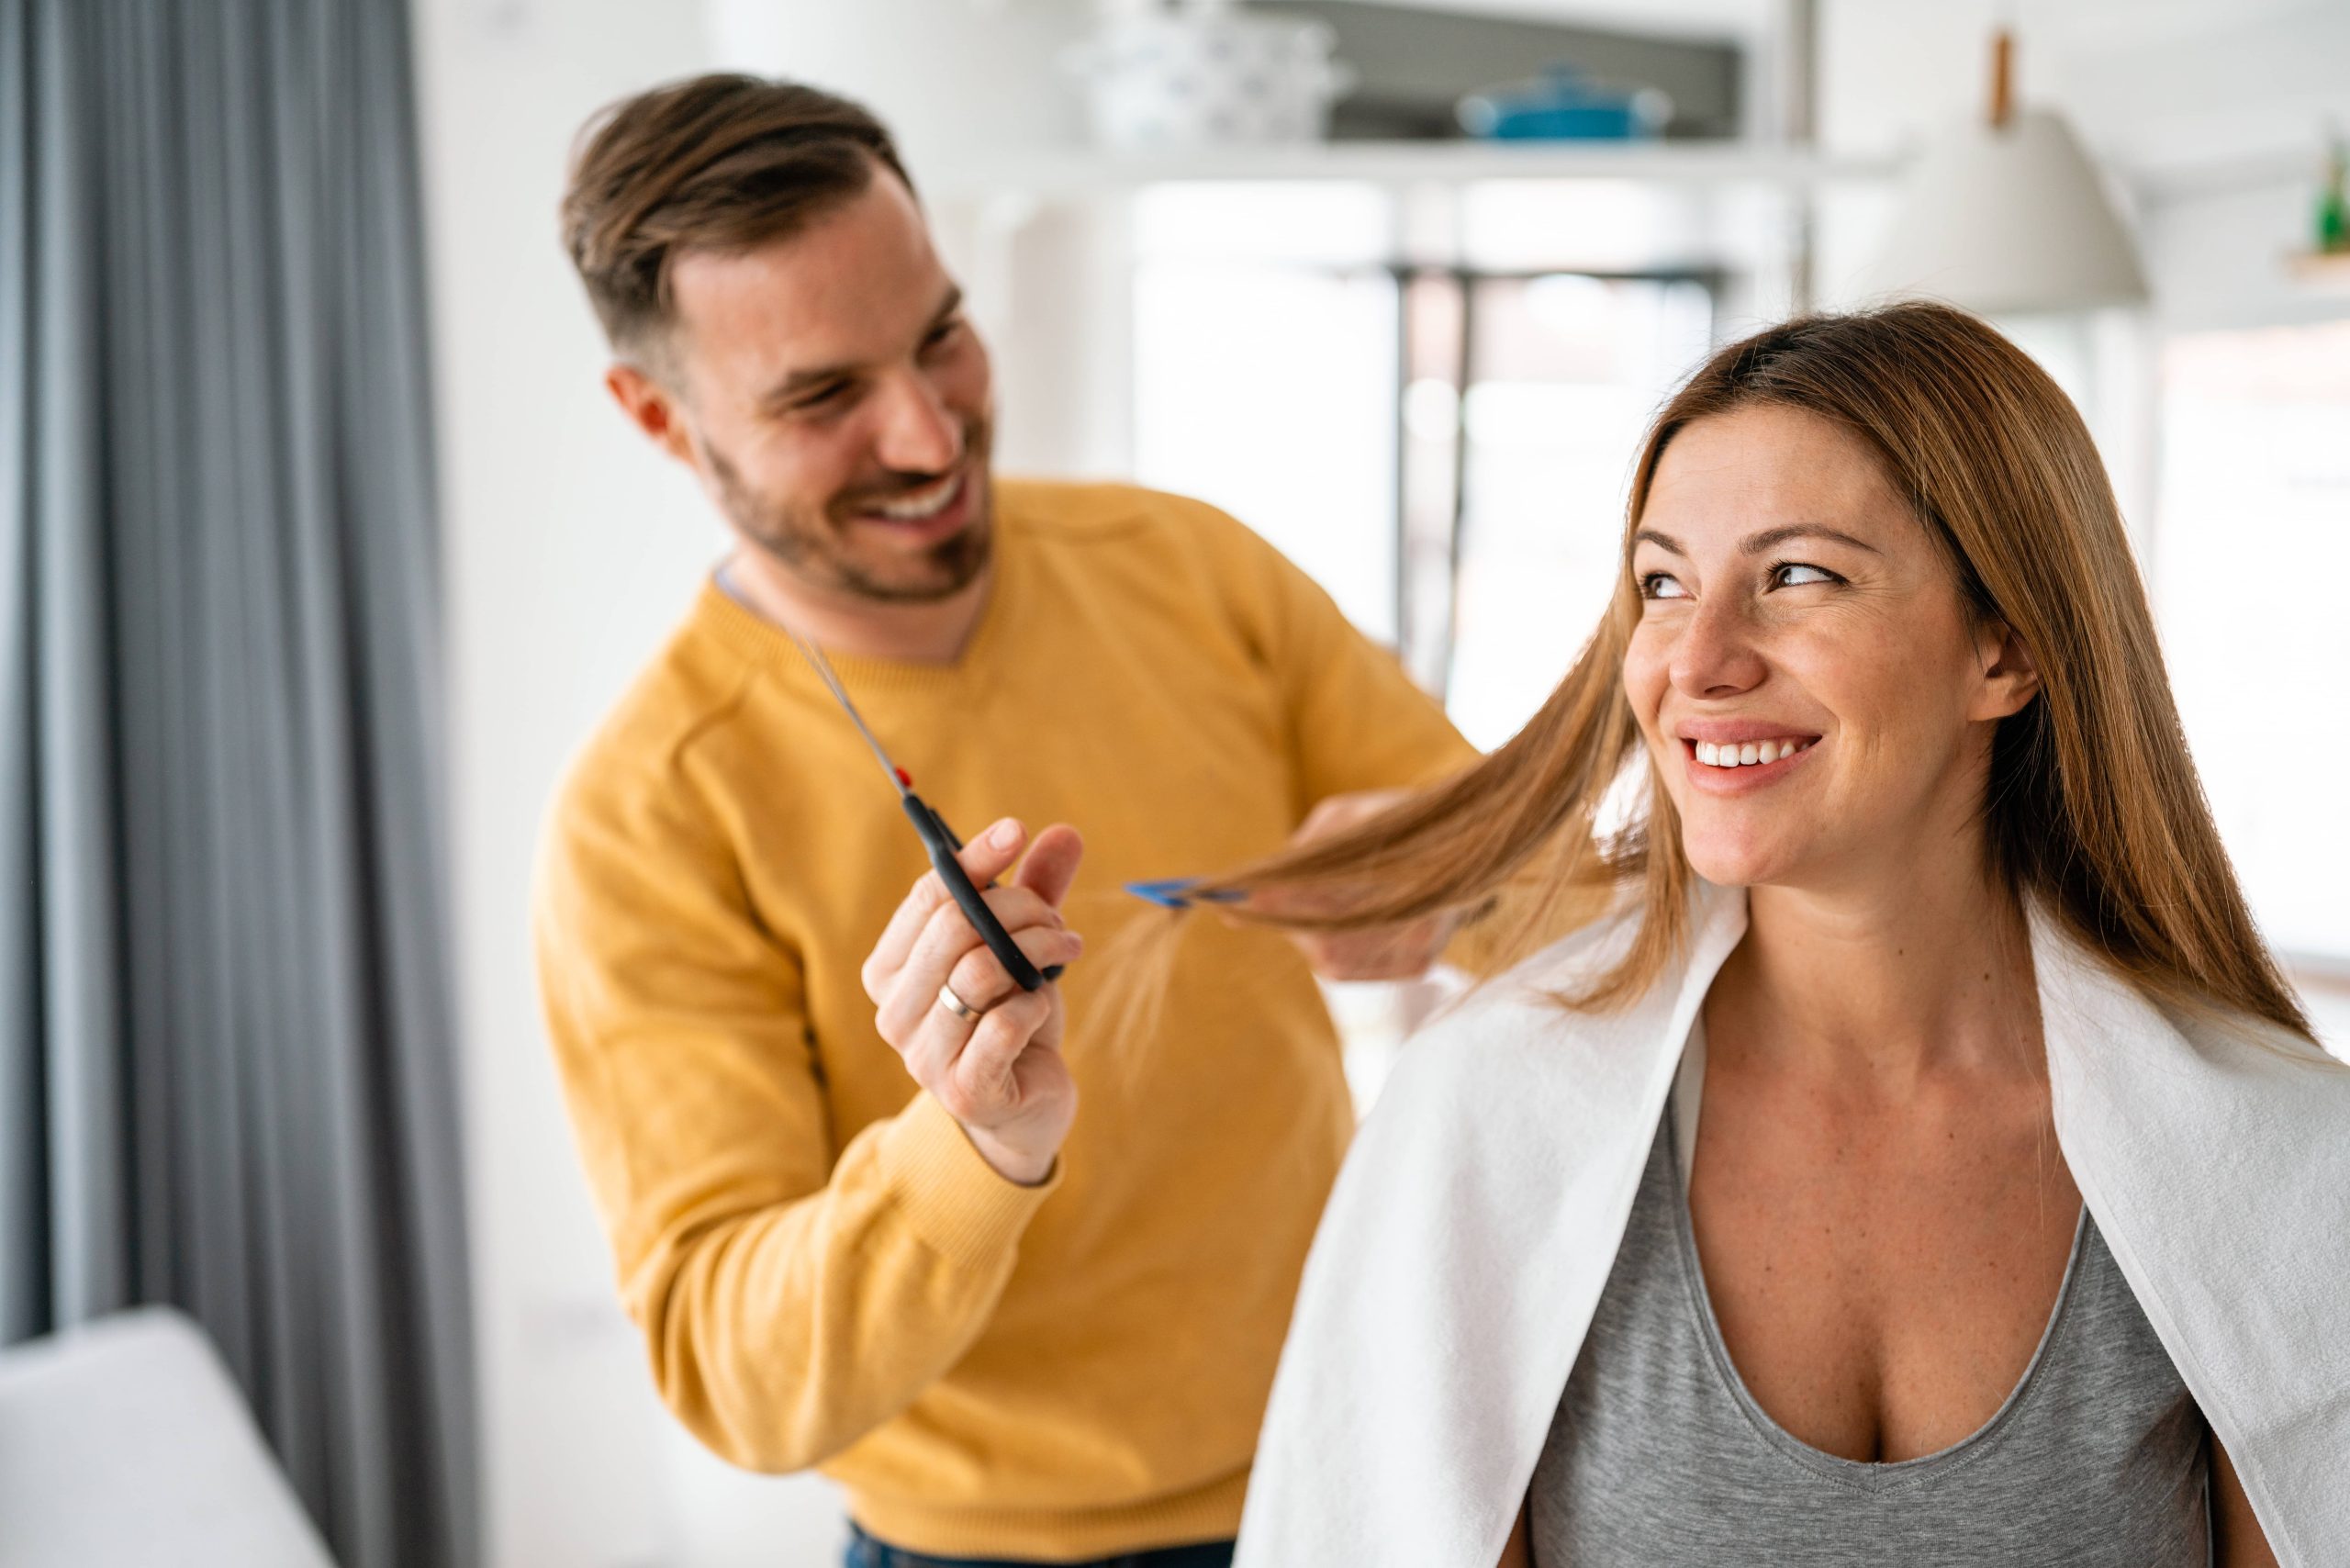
[692,492,1024,695]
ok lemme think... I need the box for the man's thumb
[1013,823,1086,910]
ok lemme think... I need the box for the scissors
[781,623,1062,992]
[1123,877,1246,911]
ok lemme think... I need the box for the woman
[1201,306,2345,1564]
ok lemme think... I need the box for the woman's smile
[1677,731,1823,792]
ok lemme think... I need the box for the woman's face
[1620,405,2039,896]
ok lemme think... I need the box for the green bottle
[2321,128,2348,254]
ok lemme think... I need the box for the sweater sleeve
[532,751,1058,1473]
[1186,498,1478,813]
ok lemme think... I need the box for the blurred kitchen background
[5,2,2348,1566]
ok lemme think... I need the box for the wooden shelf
[928,140,1901,200]
[2286,249,2350,293]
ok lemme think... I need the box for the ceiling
[1327,0,2328,51]
[1327,0,1771,43]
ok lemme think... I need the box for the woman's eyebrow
[1740,523,1881,555]
[1631,524,1882,557]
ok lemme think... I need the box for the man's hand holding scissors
[863,818,1087,1186]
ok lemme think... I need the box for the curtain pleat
[0,3,476,1565]
[0,0,49,1348]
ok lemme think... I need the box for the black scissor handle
[901,794,1065,991]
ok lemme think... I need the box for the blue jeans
[844,1521,1236,1568]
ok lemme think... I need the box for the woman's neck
[1718,850,2043,1092]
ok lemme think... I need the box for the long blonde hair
[1175,302,2313,1042]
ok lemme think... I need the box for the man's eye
[1639,572,1688,600]
[1771,562,1841,588]
[923,319,965,352]
[794,383,849,411]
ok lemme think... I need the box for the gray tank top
[1529,1099,2210,1565]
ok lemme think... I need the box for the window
[1443,272,1715,747]
[2154,322,2350,965]
[1129,182,1724,1102]
[1131,183,1716,747]
[1132,183,1402,641]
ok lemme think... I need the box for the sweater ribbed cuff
[882,1092,1060,1268]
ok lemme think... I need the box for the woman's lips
[1680,734,1821,791]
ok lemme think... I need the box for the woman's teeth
[1694,737,1815,768]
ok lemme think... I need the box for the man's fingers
[943,925,1084,1017]
[1291,787,1412,849]
[865,877,950,1002]
[862,817,1031,1001]
[1012,823,1086,911]
[945,991,1056,1115]
[1291,795,1353,846]
[955,816,1031,887]
[877,885,1064,1042]
[1290,913,1449,982]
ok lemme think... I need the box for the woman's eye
[923,319,965,353]
[1639,572,1689,600]
[1772,562,1841,588]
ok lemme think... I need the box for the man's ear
[1972,619,2042,722]
[605,362,696,466]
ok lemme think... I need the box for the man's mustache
[833,421,990,514]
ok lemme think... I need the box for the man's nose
[871,369,963,475]
[1669,594,1768,699]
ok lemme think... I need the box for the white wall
[411,2,766,1564]
[703,0,1087,177]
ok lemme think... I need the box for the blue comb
[1124,877,1247,911]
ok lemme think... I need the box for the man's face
[635,172,995,603]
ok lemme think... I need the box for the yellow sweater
[533,479,1473,1559]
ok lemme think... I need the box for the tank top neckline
[1665,1097,2092,1492]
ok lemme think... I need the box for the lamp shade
[1861,108,2149,313]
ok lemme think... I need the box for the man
[535,74,1476,1566]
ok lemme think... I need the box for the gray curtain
[0,3,476,1567]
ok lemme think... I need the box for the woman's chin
[1679,830,1805,890]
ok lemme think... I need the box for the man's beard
[706,416,994,605]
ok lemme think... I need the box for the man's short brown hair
[560,73,913,365]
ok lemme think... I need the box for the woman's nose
[872,370,963,475]
[1669,595,1768,700]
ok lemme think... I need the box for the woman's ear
[1971,619,2042,721]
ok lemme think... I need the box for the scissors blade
[779,621,908,793]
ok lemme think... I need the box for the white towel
[1237,881,2350,1567]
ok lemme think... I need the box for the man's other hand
[1277,789,1459,982]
